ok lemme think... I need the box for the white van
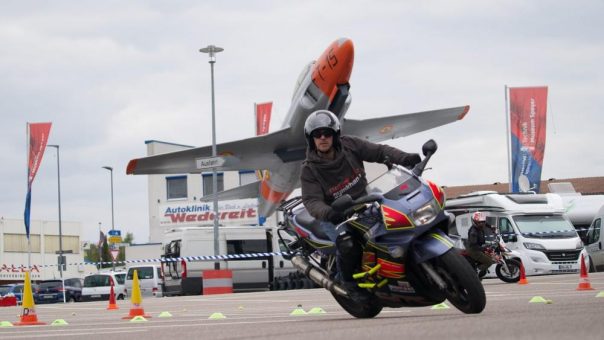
[161,226,296,296]
[125,265,164,298]
[81,272,126,302]
[446,192,588,276]
[585,205,604,272]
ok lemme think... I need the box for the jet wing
[127,127,296,175]
[342,105,469,143]
[199,180,260,201]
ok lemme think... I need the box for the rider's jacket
[467,225,496,251]
[300,135,416,221]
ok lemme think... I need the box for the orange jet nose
[311,38,354,100]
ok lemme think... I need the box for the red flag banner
[24,122,52,238]
[27,122,52,187]
[509,87,547,192]
[255,102,272,136]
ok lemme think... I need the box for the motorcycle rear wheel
[433,249,486,314]
[496,259,521,283]
[331,292,383,319]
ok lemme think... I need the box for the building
[145,140,276,242]
[442,177,604,198]
[0,218,96,283]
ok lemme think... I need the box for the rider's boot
[336,232,371,303]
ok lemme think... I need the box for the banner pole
[504,85,512,192]
[26,123,32,270]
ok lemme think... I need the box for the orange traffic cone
[107,283,119,310]
[15,271,46,326]
[518,261,529,285]
[576,254,594,291]
[122,270,150,319]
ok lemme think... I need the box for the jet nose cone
[312,38,355,98]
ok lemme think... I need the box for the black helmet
[304,110,341,150]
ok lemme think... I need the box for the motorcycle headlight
[523,242,546,250]
[412,200,439,226]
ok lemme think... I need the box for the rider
[300,109,421,301]
[467,211,496,277]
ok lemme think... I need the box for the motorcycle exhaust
[291,255,348,297]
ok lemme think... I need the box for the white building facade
[0,218,95,283]
[145,140,279,243]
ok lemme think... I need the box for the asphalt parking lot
[1,272,604,340]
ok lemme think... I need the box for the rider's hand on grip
[401,153,421,170]
[327,210,345,225]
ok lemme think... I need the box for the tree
[118,232,134,262]
[101,238,111,268]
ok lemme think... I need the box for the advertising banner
[160,198,259,226]
[509,87,548,192]
[255,102,272,181]
[255,102,272,136]
[24,122,52,238]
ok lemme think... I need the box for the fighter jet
[127,38,469,220]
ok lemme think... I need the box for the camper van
[446,191,588,276]
[585,205,604,272]
[161,226,296,296]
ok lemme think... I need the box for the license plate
[91,295,101,298]
[559,264,572,270]
[43,295,53,299]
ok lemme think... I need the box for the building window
[167,176,187,200]
[239,170,257,186]
[202,173,224,196]
[4,234,41,252]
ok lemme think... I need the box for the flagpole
[26,123,31,270]
[504,85,512,192]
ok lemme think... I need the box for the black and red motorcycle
[461,233,522,283]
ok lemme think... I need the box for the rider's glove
[400,153,421,169]
[327,210,345,225]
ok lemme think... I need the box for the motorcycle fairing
[410,229,455,263]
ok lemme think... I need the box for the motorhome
[161,226,297,296]
[446,191,588,276]
[585,204,604,272]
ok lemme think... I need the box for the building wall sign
[160,199,259,226]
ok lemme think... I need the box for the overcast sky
[1,1,602,243]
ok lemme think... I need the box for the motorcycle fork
[419,261,447,290]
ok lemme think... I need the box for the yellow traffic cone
[15,271,45,326]
[122,270,150,319]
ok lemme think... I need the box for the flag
[24,122,52,238]
[254,102,272,136]
[254,102,273,181]
[98,230,106,248]
[509,87,548,192]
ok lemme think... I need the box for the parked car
[81,272,126,302]
[125,265,164,298]
[0,284,40,305]
[38,280,68,303]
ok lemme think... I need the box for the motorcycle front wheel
[432,249,486,314]
[496,259,521,283]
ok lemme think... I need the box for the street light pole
[47,144,66,303]
[98,222,102,273]
[102,166,115,271]
[200,44,224,270]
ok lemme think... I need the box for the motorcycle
[277,140,486,318]
[460,233,522,283]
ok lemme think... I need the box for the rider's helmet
[304,110,341,150]
[472,211,486,226]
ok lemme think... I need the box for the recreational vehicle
[446,191,588,276]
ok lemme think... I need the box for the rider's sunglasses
[311,129,334,139]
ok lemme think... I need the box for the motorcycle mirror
[422,139,438,157]
[332,194,353,212]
